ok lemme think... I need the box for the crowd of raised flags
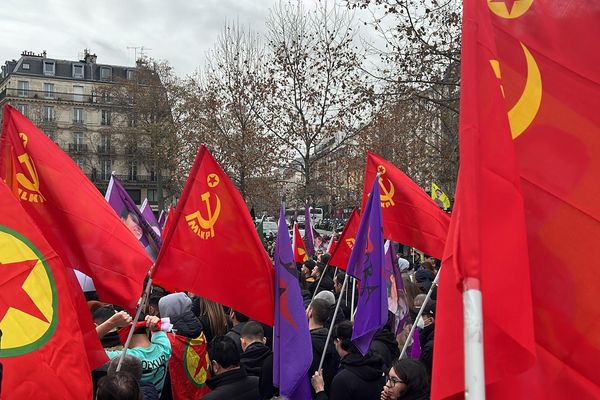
[1,1,600,399]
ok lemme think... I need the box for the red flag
[328,209,360,271]
[0,105,152,311]
[0,179,103,399]
[362,152,450,259]
[488,1,600,398]
[152,145,274,325]
[292,223,309,264]
[431,0,536,398]
[166,333,211,400]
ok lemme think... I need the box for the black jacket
[204,368,260,400]
[310,275,334,296]
[419,323,435,377]
[370,327,400,372]
[316,352,385,400]
[140,380,160,400]
[241,342,272,377]
[309,327,339,397]
[226,322,247,355]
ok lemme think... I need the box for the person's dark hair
[208,336,240,368]
[96,372,141,400]
[309,298,331,326]
[119,209,140,224]
[333,320,358,353]
[390,359,430,397]
[421,260,435,272]
[320,253,331,266]
[93,305,116,325]
[304,259,316,270]
[334,271,346,285]
[240,321,264,341]
[107,355,142,379]
[231,309,249,323]
[315,263,325,275]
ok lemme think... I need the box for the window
[72,64,84,79]
[16,104,28,117]
[73,85,84,101]
[128,114,137,128]
[73,108,84,123]
[128,160,138,181]
[101,92,111,103]
[127,69,134,80]
[147,189,158,203]
[91,90,97,103]
[100,133,110,151]
[101,159,112,180]
[100,66,112,81]
[150,164,157,182]
[43,60,55,76]
[126,189,141,204]
[18,81,29,97]
[43,83,54,98]
[42,106,55,121]
[22,62,30,70]
[101,110,111,126]
[74,132,84,146]
[74,158,85,170]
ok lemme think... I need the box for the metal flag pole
[116,271,154,372]
[350,277,357,321]
[318,273,349,371]
[464,281,486,399]
[399,266,441,359]
[310,263,330,302]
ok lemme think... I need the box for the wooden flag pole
[116,272,154,372]
[318,273,349,371]
[399,267,441,359]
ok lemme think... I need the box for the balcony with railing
[0,88,117,105]
[68,143,88,153]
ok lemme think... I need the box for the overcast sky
[0,0,382,77]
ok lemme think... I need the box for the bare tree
[262,0,378,205]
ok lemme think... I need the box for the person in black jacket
[307,298,340,397]
[240,321,272,377]
[381,359,430,400]
[204,336,260,400]
[370,312,401,372]
[418,302,436,378]
[226,310,250,355]
[311,321,385,400]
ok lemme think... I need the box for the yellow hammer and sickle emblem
[15,133,45,203]
[185,192,221,239]
[346,238,355,249]
[378,177,395,207]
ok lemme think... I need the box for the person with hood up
[370,312,401,372]
[158,292,209,400]
[311,320,385,400]
[380,359,429,400]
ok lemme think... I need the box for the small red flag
[0,105,152,311]
[152,145,274,325]
[362,152,450,259]
[431,0,535,398]
[292,223,309,264]
[166,333,211,400]
[0,179,104,399]
[328,209,360,271]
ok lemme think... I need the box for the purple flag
[105,175,162,260]
[346,175,386,355]
[304,202,315,257]
[140,198,162,236]
[273,204,312,400]
[383,241,410,335]
[409,326,422,359]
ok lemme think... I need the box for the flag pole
[464,282,486,399]
[318,273,349,371]
[310,263,330,301]
[116,270,154,372]
[350,277,357,321]
[399,267,441,359]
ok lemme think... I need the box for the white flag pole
[464,282,486,399]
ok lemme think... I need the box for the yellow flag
[431,182,451,210]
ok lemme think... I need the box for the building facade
[0,50,162,207]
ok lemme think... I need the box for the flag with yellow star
[166,332,211,400]
[0,179,100,399]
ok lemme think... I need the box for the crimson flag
[362,152,450,259]
[328,208,360,271]
[166,333,211,400]
[431,0,536,398]
[0,105,152,311]
[0,179,105,399]
[152,145,275,325]
[292,223,309,264]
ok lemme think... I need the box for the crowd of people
[88,244,439,400]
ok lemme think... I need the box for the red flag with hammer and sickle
[152,145,275,325]
[362,152,451,259]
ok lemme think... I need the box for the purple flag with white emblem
[304,202,315,257]
[140,198,162,236]
[346,175,386,355]
[273,204,312,400]
[383,241,410,335]
[105,175,162,260]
